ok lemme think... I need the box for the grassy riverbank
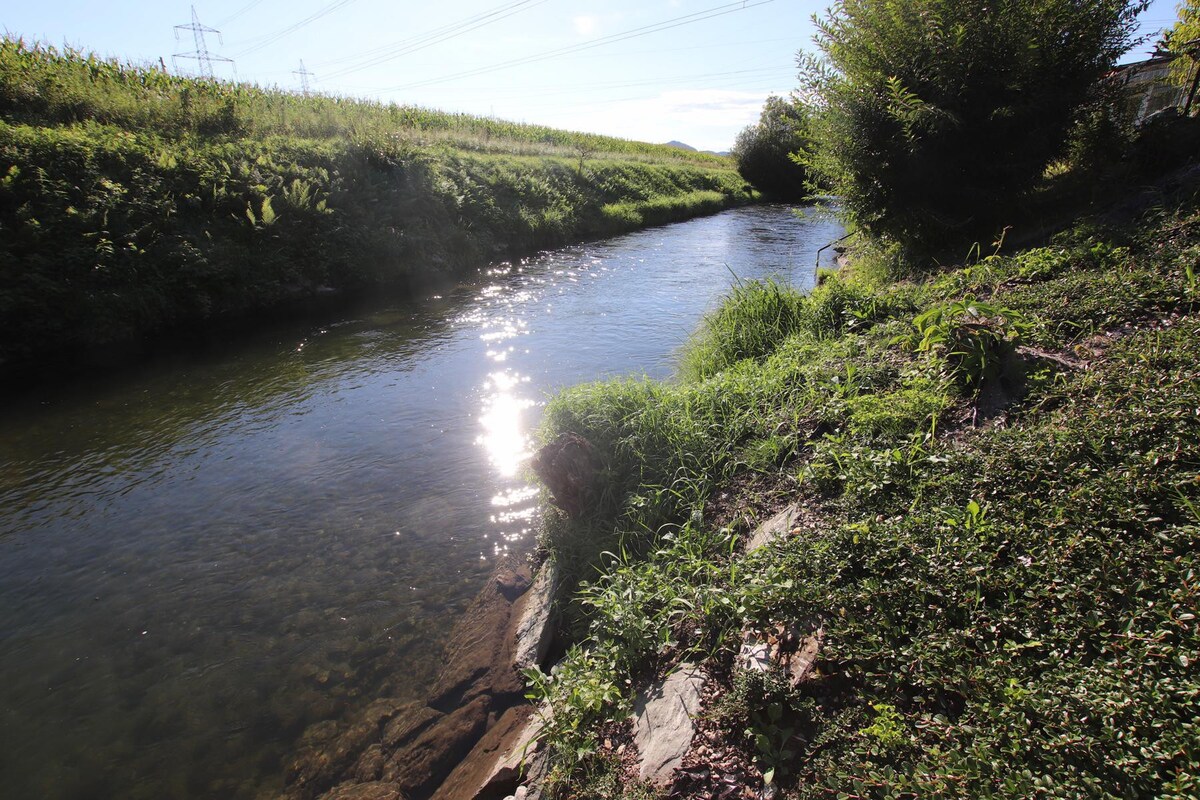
[0,40,747,369]
[530,176,1200,797]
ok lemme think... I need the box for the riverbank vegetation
[532,170,1200,800]
[526,0,1200,796]
[0,39,747,370]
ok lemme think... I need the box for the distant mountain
[664,140,731,158]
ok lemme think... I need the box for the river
[0,204,843,799]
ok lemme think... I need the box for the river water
[0,205,842,799]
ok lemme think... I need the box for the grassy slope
[0,40,746,367]
[531,185,1200,797]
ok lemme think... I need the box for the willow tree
[798,0,1147,258]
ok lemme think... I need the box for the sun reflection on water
[476,370,535,478]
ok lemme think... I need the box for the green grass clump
[530,192,1200,797]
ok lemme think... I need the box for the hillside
[0,40,747,371]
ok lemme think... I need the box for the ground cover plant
[0,39,747,370]
[528,186,1200,798]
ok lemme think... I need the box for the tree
[1161,1,1200,98]
[731,95,811,200]
[798,0,1146,258]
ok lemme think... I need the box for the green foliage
[907,298,1031,388]
[798,0,1146,257]
[731,95,811,200]
[1162,1,1200,88]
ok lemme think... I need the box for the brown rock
[352,744,387,783]
[320,780,405,800]
[429,562,531,711]
[389,695,493,798]
[531,432,599,518]
[382,706,442,750]
[737,622,824,688]
[432,704,536,800]
[288,700,410,799]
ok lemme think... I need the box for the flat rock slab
[513,560,559,673]
[632,664,705,787]
[746,504,801,552]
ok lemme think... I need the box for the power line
[216,0,269,28]
[377,65,794,100]
[233,0,359,57]
[317,0,551,80]
[378,0,776,92]
[173,5,235,79]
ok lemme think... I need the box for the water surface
[0,204,843,798]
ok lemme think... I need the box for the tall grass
[0,38,727,167]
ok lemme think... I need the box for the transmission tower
[293,60,315,95]
[173,6,234,79]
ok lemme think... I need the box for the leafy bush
[798,0,1144,257]
[907,298,1031,388]
[731,95,811,200]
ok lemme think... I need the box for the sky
[1,0,1184,152]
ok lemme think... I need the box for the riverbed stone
[746,503,801,552]
[386,695,493,797]
[428,562,531,711]
[288,699,411,799]
[382,705,442,750]
[531,432,599,518]
[632,664,705,787]
[320,780,405,800]
[512,560,559,673]
[431,703,539,800]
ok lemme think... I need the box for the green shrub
[731,95,811,200]
[798,0,1144,257]
[907,298,1031,389]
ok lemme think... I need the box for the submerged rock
[286,559,536,800]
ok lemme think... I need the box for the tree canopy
[731,95,811,201]
[798,0,1146,258]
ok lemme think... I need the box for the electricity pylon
[173,6,234,79]
[293,60,315,95]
